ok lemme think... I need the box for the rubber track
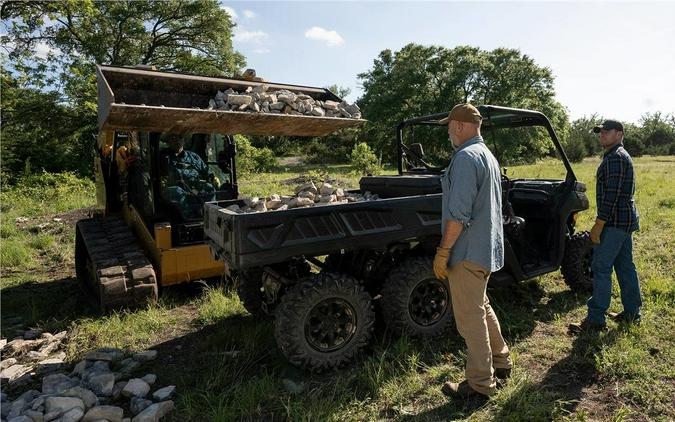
[76,217,158,311]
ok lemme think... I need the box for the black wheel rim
[409,278,449,326]
[304,298,357,352]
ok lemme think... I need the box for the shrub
[235,135,278,173]
[1,239,31,268]
[350,142,383,175]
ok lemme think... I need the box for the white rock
[42,374,77,395]
[294,181,317,195]
[323,100,339,111]
[226,94,252,106]
[269,101,285,111]
[44,396,84,415]
[22,409,44,422]
[334,188,345,198]
[132,350,158,363]
[63,386,98,409]
[242,197,259,208]
[71,360,90,376]
[319,194,337,203]
[252,84,268,94]
[225,204,241,213]
[131,400,174,422]
[319,183,334,195]
[151,386,176,402]
[254,201,267,212]
[37,358,65,373]
[82,405,123,422]
[141,374,156,385]
[1,357,18,370]
[275,204,289,211]
[265,199,283,210]
[0,338,7,349]
[129,397,152,415]
[60,407,85,422]
[288,197,313,208]
[297,191,315,201]
[87,372,115,396]
[311,107,326,117]
[7,416,33,422]
[122,378,150,398]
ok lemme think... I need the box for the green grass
[1,158,674,421]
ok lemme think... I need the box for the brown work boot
[608,311,641,325]
[494,367,511,380]
[441,380,490,399]
[568,319,607,335]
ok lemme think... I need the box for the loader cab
[111,130,238,247]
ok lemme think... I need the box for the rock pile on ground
[226,181,379,214]
[207,84,362,119]
[1,331,176,422]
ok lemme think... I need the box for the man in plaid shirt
[570,120,642,333]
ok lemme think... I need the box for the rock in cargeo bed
[227,179,379,214]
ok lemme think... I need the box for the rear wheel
[380,256,454,337]
[274,272,375,371]
[561,231,594,292]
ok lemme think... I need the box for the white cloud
[220,5,237,20]
[234,29,268,44]
[35,41,55,59]
[243,10,256,19]
[252,48,270,54]
[304,26,344,47]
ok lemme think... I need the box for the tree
[566,114,603,161]
[636,112,675,155]
[1,0,245,180]
[357,44,569,164]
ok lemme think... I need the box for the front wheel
[274,272,375,372]
[561,231,594,292]
[380,256,454,337]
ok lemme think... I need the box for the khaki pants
[446,260,512,395]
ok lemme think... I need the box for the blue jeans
[587,227,642,324]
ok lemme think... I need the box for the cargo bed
[204,193,443,270]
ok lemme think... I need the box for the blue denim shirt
[441,136,504,273]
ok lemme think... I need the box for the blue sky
[221,1,675,123]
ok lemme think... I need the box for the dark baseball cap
[593,119,624,133]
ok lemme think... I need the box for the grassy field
[1,156,674,421]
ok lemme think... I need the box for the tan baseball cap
[439,103,482,125]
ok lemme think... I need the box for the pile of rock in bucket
[207,84,362,119]
[225,181,379,214]
[1,330,175,422]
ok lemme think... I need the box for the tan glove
[433,247,451,280]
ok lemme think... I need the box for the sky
[221,1,675,124]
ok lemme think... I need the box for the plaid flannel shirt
[596,143,639,232]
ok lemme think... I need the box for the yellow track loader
[75,65,364,311]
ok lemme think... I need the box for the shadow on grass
[493,328,621,420]
[0,275,214,337]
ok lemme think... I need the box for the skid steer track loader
[75,65,364,311]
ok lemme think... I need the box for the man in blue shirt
[570,120,642,333]
[434,104,512,399]
[161,134,216,220]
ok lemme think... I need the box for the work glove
[590,219,605,245]
[433,247,451,280]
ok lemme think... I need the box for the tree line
[2,1,673,183]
